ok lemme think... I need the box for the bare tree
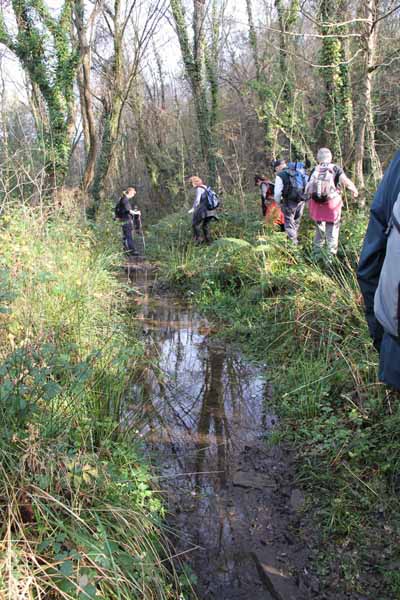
[170,0,224,185]
[91,0,168,210]
[73,0,101,192]
[354,0,383,195]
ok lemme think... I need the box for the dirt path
[124,263,319,599]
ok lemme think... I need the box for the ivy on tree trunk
[354,0,383,195]
[170,0,219,186]
[0,0,79,188]
[73,0,98,192]
[318,0,354,164]
[273,0,310,160]
[246,0,273,153]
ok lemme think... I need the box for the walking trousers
[122,219,136,253]
[192,202,212,243]
[314,220,341,255]
[282,200,305,244]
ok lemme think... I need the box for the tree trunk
[318,0,354,161]
[193,0,216,184]
[354,0,383,196]
[92,90,123,207]
[246,0,272,152]
[73,0,98,192]
[273,0,310,160]
[92,0,125,208]
[77,68,90,157]
[170,0,219,185]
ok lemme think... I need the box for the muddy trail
[123,261,321,600]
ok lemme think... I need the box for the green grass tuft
[0,201,185,599]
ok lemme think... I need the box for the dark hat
[271,159,286,171]
[254,174,266,184]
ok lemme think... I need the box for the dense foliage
[0,1,398,211]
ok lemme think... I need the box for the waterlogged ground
[124,264,319,600]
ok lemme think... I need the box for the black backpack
[114,197,126,219]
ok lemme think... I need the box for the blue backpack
[201,186,220,210]
[282,162,307,203]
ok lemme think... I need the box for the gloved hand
[188,208,194,214]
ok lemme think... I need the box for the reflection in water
[125,270,286,600]
[194,348,226,491]
[135,299,268,488]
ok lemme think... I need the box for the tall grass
[0,197,184,599]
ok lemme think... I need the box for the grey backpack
[374,192,400,337]
[307,163,340,204]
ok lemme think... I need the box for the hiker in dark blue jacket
[357,150,400,390]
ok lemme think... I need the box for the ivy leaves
[4,0,79,180]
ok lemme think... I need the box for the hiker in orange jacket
[255,174,285,230]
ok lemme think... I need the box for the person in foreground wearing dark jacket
[117,187,141,255]
[357,150,400,390]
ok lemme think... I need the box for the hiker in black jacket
[115,187,141,255]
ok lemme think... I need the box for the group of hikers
[182,146,358,256]
[255,147,359,256]
[115,175,220,254]
[256,147,400,392]
[114,148,400,392]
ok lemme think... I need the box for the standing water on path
[125,266,311,600]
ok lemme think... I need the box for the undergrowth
[147,194,400,599]
[0,198,184,599]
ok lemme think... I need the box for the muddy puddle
[124,264,314,600]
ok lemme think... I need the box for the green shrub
[0,201,182,599]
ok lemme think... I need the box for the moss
[318,0,354,157]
